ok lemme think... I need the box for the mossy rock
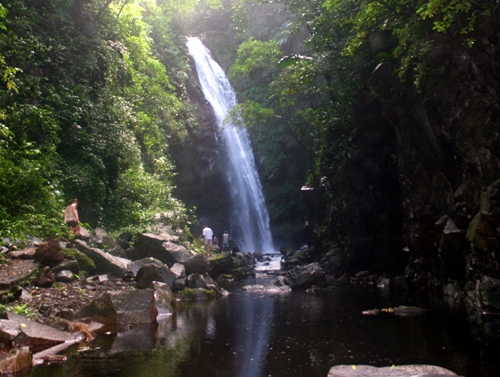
[62,248,96,275]
[231,268,246,280]
[179,287,217,301]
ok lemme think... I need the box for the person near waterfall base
[202,225,214,256]
[64,198,80,235]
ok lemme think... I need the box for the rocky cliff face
[313,29,500,295]
[170,59,232,237]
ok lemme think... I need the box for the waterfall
[187,37,274,253]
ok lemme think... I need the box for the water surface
[31,277,500,377]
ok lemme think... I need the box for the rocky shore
[0,226,260,374]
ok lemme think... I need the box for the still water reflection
[31,279,500,377]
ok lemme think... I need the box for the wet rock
[133,233,195,265]
[209,254,233,278]
[477,276,500,311]
[35,239,65,267]
[376,277,391,288]
[74,239,129,278]
[242,284,291,292]
[186,273,227,296]
[327,364,458,376]
[55,270,75,283]
[0,346,32,373]
[253,251,263,261]
[91,227,126,257]
[134,258,176,289]
[36,266,55,287]
[77,289,158,324]
[174,278,186,291]
[285,262,327,289]
[273,276,287,287]
[153,281,178,315]
[5,312,78,346]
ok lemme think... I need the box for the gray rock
[153,281,178,315]
[77,289,158,324]
[6,313,78,345]
[0,321,22,343]
[327,364,458,377]
[186,273,227,297]
[55,270,75,283]
[285,262,327,289]
[174,278,186,291]
[74,239,129,278]
[91,227,125,257]
[183,253,210,275]
[170,263,186,279]
[133,233,195,265]
[52,260,79,275]
[134,258,176,290]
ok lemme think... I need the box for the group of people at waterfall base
[202,226,230,256]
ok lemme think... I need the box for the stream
[30,257,500,377]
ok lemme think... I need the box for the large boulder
[183,253,210,275]
[132,258,177,290]
[3,313,77,346]
[61,248,96,275]
[133,233,195,265]
[285,262,327,289]
[209,254,234,278]
[35,239,65,267]
[74,240,129,278]
[186,273,227,297]
[91,227,126,257]
[77,289,158,324]
[327,364,458,377]
[0,346,32,373]
[152,281,178,315]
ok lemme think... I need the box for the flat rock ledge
[327,364,460,377]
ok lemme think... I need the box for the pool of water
[30,277,500,377]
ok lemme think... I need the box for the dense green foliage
[0,0,221,241]
[190,0,500,281]
[3,0,500,287]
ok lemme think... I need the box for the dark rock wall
[313,29,500,290]
[171,59,232,238]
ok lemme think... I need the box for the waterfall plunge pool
[31,276,500,377]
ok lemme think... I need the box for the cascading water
[187,37,274,254]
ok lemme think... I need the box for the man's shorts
[66,220,79,227]
[204,239,213,247]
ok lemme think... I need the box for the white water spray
[187,37,274,253]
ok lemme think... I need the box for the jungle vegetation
[2,0,500,283]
